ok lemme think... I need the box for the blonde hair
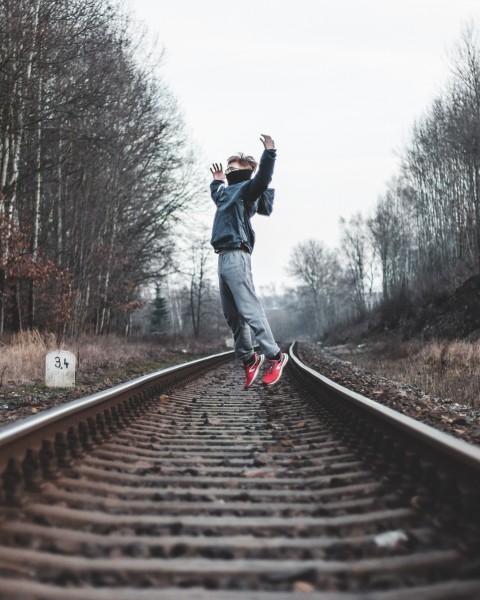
[226,152,258,171]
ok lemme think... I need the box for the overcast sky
[128,0,479,290]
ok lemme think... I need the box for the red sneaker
[262,352,289,386]
[243,353,265,389]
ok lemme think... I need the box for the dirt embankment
[325,275,480,346]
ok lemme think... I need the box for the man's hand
[210,163,224,181]
[260,134,275,150]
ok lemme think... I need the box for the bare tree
[288,239,342,336]
[339,213,376,317]
[183,232,214,339]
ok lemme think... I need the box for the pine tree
[150,286,169,332]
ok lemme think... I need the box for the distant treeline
[0,0,197,336]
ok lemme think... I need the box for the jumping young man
[210,134,288,389]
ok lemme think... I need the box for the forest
[2,0,480,343]
[0,0,201,337]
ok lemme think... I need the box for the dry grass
[351,339,480,408]
[0,331,222,388]
[0,330,57,386]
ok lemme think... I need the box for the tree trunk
[28,75,43,329]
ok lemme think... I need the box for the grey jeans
[218,249,280,363]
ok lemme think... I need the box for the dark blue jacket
[210,149,276,253]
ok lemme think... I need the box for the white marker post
[45,350,76,388]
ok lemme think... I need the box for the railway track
[0,343,479,599]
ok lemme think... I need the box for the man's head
[225,152,258,173]
[225,153,257,184]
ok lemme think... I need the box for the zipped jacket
[210,149,276,253]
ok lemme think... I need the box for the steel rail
[288,341,480,494]
[0,350,234,478]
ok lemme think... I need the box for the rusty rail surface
[0,345,479,599]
